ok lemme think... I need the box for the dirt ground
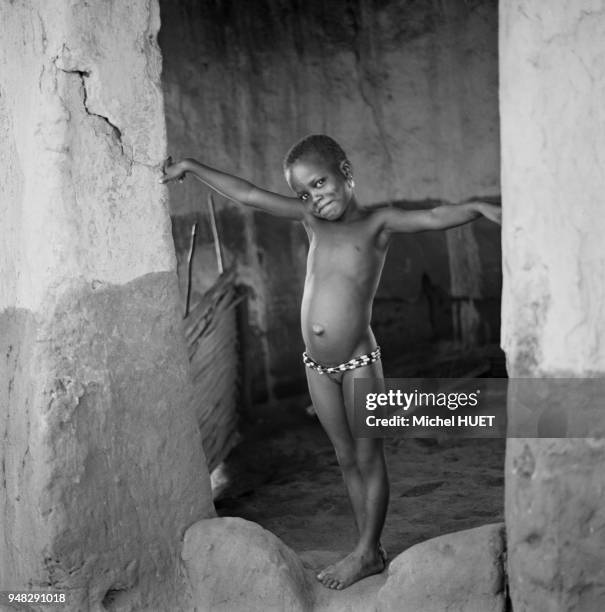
[214,408,505,562]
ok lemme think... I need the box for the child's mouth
[317,201,334,216]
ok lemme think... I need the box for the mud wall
[159,0,501,403]
[501,1,605,610]
[0,2,214,609]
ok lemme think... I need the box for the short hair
[283,134,348,172]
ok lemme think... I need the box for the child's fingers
[158,157,186,184]
[158,174,185,185]
[161,156,173,173]
[159,156,173,183]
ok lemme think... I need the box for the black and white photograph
[1,1,603,611]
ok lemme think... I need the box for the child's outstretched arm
[160,157,304,220]
[379,200,501,234]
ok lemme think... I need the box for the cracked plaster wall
[500,1,605,610]
[0,1,214,610]
[159,0,501,404]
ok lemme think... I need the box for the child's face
[285,153,353,221]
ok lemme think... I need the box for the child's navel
[312,324,325,336]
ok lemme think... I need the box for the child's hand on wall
[159,156,187,184]
[477,202,502,225]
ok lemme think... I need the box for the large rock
[0,2,214,610]
[376,523,506,612]
[182,517,315,612]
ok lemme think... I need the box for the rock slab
[376,523,506,612]
[182,517,315,612]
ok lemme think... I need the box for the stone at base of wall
[377,523,506,612]
[181,517,315,612]
[182,519,506,612]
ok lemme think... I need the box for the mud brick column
[500,2,605,610]
[0,2,214,609]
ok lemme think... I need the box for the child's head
[283,134,349,174]
[283,134,355,220]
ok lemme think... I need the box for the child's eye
[300,193,309,201]
[315,178,325,187]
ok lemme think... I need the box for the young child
[160,135,501,590]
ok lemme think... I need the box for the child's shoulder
[360,202,395,225]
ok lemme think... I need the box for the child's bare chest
[306,218,384,276]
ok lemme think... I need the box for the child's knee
[335,447,357,471]
[356,446,385,473]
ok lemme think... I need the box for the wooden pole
[207,192,224,275]
[184,222,198,318]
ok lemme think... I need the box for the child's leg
[344,362,389,555]
[316,361,389,589]
[305,368,367,544]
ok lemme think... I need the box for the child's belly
[301,276,374,365]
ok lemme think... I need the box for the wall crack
[78,72,125,157]
[55,62,128,163]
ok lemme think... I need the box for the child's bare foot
[316,548,385,590]
[316,543,387,587]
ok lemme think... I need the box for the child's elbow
[239,182,257,206]
[426,208,445,230]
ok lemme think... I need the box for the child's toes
[321,574,335,588]
[317,564,334,582]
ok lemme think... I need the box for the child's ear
[340,159,353,178]
[340,159,354,187]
